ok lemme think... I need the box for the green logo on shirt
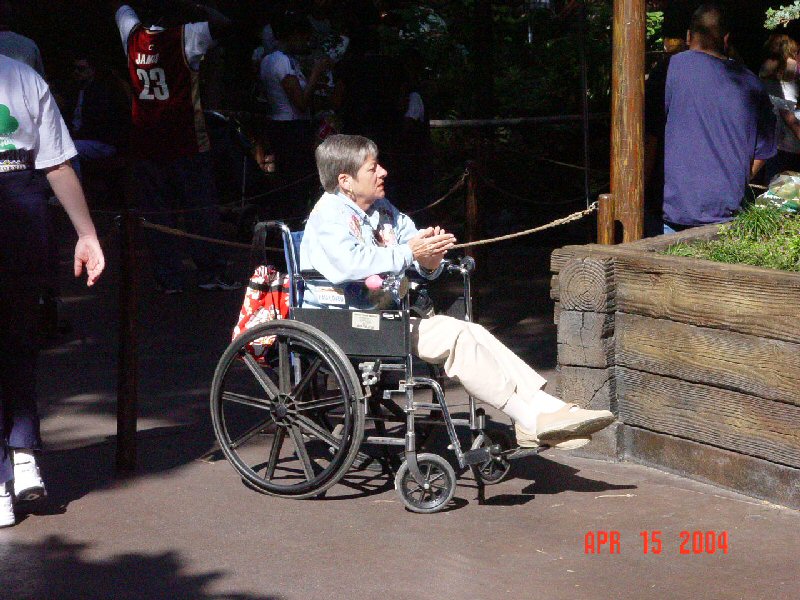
[0,104,19,150]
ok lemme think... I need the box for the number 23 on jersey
[137,67,170,100]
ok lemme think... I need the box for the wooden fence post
[116,208,139,473]
[610,0,645,242]
[597,193,615,245]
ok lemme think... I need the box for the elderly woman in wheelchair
[211,134,614,512]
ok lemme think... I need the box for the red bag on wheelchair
[232,265,290,362]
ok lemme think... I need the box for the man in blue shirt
[663,4,777,231]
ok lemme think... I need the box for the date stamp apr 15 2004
[584,530,730,555]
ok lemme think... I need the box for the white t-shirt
[0,31,45,76]
[260,50,309,121]
[0,55,76,171]
[115,5,214,70]
[779,80,800,154]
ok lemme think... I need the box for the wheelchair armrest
[442,256,476,275]
[300,269,328,281]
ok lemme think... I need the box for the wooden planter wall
[551,225,800,509]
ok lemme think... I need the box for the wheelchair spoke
[265,427,286,480]
[412,487,427,503]
[427,472,445,486]
[292,414,341,450]
[278,338,291,393]
[221,391,274,412]
[212,320,366,498]
[290,357,322,400]
[241,354,280,399]
[228,416,275,450]
[289,424,316,481]
[292,393,346,413]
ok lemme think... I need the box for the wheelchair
[210,222,542,513]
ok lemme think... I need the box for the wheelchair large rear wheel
[211,320,365,498]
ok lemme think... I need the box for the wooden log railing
[551,233,800,508]
[554,256,618,421]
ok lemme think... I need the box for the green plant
[646,11,664,53]
[766,2,800,29]
[663,205,800,271]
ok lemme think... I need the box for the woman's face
[347,156,387,206]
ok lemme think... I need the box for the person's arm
[751,159,765,180]
[111,2,139,53]
[393,206,455,275]
[785,57,798,82]
[780,108,800,141]
[281,58,331,113]
[45,162,105,286]
[178,0,233,39]
[407,227,456,272]
[753,86,778,173]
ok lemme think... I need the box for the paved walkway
[1,212,797,600]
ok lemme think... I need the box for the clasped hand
[408,226,456,271]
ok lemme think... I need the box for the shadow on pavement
[0,535,284,600]
[22,424,217,519]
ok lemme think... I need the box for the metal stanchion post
[465,161,481,322]
[116,208,139,473]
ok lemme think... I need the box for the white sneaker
[536,404,615,443]
[13,457,46,502]
[515,422,591,450]
[0,484,15,528]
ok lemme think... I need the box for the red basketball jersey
[126,24,210,160]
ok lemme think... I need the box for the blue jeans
[131,152,226,289]
[663,221,691,235]
[0,170,47,484]
[71,139,117,181]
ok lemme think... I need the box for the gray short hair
[315,135,379,193]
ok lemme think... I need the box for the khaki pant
[411,315,562,417]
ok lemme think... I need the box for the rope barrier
[137,201,597,254]
[139,220,283,252]
[536,156,608,175]
[453,201,598,249]
[207,109,610,130]
[242,173,317,203]
[406,171,468,216]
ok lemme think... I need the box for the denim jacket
[299,191,441,308]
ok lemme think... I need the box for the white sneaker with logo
[13,454,46,502]
[0,483,14,528]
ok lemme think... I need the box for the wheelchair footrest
[462,446,501,466]
[504,447,545,461]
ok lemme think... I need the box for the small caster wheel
[472,429,512,485]
[395,453,456,514]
